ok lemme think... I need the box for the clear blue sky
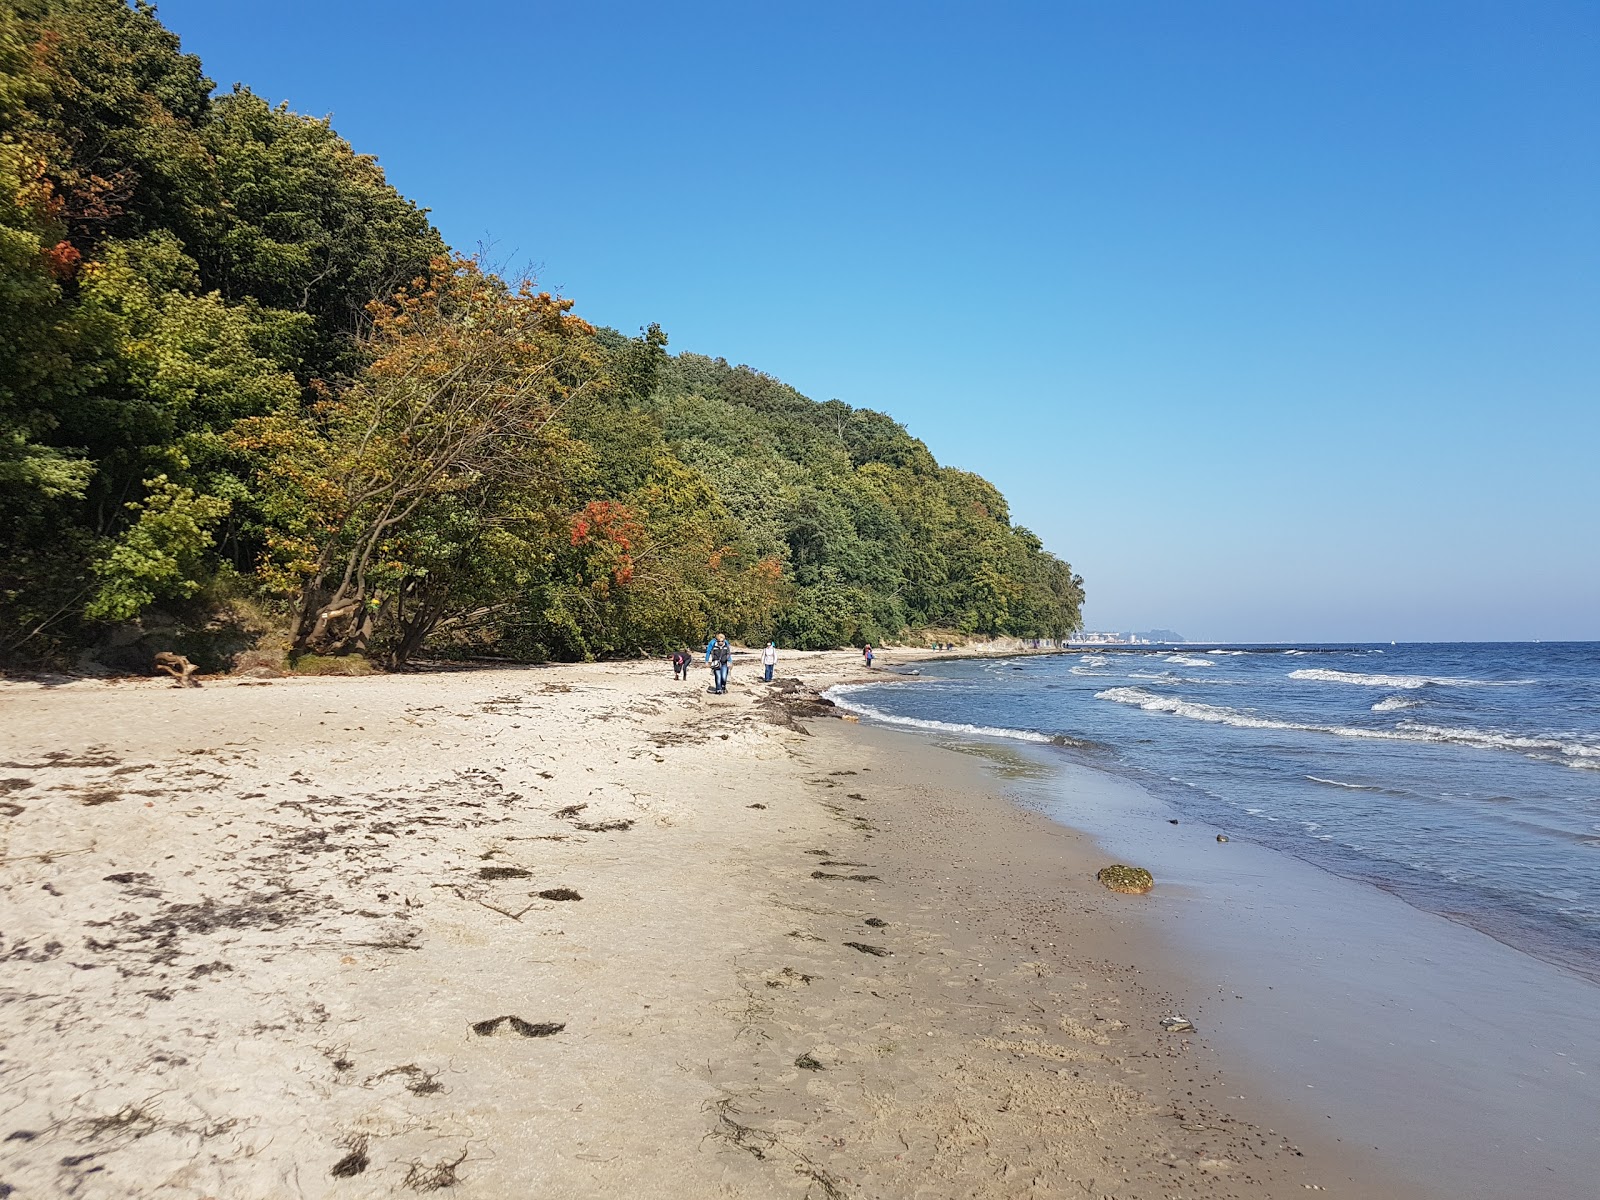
[157,0,1598,642]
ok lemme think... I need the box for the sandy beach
[1,650,1427,1198]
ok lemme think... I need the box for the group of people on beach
[669,637,781,692]
[669,637,881,691]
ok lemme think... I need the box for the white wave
[1094,687,1600,767]
[1079,655,1109,666]
[1371,696,1424,712]
[1305,775,1383,791]
[824,685,1053,744]
[1396,721,1600,760]
[1096,687,1308,731]
[1209,649,1248,655]
[1128,669,1241,686]
[1069,666,1112,676]
[1165,655,1214,667]
[1288,667,1529,689]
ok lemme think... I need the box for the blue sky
[157,0,1598,641]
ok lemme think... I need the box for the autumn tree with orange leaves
[237,256,602,656]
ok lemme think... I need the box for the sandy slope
[0,651,1419,1198]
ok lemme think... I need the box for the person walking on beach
[863,643,874,669]
[671,648,689,680]
[762,641,777,683]
[710,634,732,694]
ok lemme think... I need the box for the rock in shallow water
[1096,864,1154,894]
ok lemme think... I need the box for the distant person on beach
[762,641,777,682]
[710,634,731,693]
[863,644,874,668]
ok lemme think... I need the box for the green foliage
[0,0,1082,670]
[202,87,445,377]
[646,355,1084,643]
[86,474,227,620]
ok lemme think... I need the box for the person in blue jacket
[710,634,732,693]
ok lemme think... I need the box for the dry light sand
[0,650,1427,1198]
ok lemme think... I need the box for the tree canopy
[0,0,1082,670]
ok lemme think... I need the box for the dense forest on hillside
[0,0,1083,671]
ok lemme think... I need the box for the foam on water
[825,684,1054,745]
[1289,667,1531,689]
[1305,774,1384,791]
[1094,686,1600,767]
[1165,654,1215,667]
[1372,695,1423,712]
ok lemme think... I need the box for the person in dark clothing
[671,649,689,679]
[710,634,732,693]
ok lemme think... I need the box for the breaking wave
[1094,687,1600,768]
[1288,667,1530,689]
[1372,696,1424,712]
[825,685,1053,744]
[1165,655,1214,667]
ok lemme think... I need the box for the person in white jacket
[762,642,778,683]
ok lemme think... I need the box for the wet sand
[1015,753,1600,1200]
[1,651,1426,1197]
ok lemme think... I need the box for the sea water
[831,642,1600,983]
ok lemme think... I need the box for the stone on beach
[1097,863,1155,894]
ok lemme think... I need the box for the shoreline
[1,652,1426,1197]
[833,657,1600,1199]
[831,651,1600,986]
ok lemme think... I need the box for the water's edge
[829,682,1600,1200]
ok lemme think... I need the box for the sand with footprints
[0,651,1422,1198]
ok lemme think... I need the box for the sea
[830,641,1600,984]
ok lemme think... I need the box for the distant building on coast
[1069,628,1186,646]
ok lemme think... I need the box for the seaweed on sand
[471,1015,564,1038]
[403,1146,468,1191]
[843,941,892,957]
[331,1134,369,1177]
[476,866,530,880]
